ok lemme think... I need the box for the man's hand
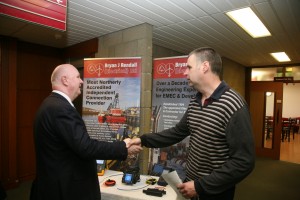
[123,138,143,155]
[123,138,132,148]
[130,138,141,146]
[128,144,143,155]
[177,181,197,199]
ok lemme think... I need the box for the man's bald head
[51,64,74,87]
[50,64,83,101]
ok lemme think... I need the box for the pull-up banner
[150,56,196,181]
[83,57,141,170]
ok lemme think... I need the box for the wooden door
[250,81,283,159]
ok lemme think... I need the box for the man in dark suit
[31,64,142,200]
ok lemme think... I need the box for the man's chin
[188,83,196,90]
[75,91,81,98]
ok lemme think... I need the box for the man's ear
[61,76,68,86]
[202,61,209,73]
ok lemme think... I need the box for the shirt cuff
[140,135,146,147]
[194,179,205,195]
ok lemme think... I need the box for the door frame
[250,81,283,160]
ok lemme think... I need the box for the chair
[291,117,300,137]
[265,116,273,140]
[282,118,292,142]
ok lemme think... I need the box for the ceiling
[0,0,299,67]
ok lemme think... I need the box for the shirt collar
[195,81,230,104]
[52,90,74,107]
[210,81,230,100]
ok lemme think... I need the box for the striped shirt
[186,88,245,181]
[141,81,255,197]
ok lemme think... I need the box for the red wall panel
[0,0,67,31]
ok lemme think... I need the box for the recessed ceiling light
[226,7,271,38]
[270,52,291,62]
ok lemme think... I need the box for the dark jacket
[32,92,127,200]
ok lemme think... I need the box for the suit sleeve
[55,106,128,161]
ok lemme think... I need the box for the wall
[95,23,153,174]
[17,42,64,182]
[282,83,300,118]
[222,57,246,98]
[153,44,183,58]
[0,38,18,189]
[0,37,64,189]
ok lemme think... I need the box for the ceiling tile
[0,0,299,66]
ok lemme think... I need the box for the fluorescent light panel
[226,7,271,38]
[270,52,291,62]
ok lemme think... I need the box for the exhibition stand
[99,170,179,200]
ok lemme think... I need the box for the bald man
[31,64,142,200]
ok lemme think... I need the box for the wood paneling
[1,36,97,190]
[63,37,98,58]
[0,37,18,188]
[0,37,64,189]
[16,42,63,182]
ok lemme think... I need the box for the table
[99,170,181,200]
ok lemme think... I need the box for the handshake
[123,138,143,155]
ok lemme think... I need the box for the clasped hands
[123,138,143,155]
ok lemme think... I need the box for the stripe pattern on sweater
[185,89,245,181]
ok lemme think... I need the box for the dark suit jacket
[32,92,128,200]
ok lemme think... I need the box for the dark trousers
[192,186,235,200]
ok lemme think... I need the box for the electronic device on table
[122,166,140,185]
[143,188,166,197]
[96,160,106,176]
[150,163,172,186]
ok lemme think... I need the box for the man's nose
[183,68,188,75]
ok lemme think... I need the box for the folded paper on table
[162,170,185,200]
